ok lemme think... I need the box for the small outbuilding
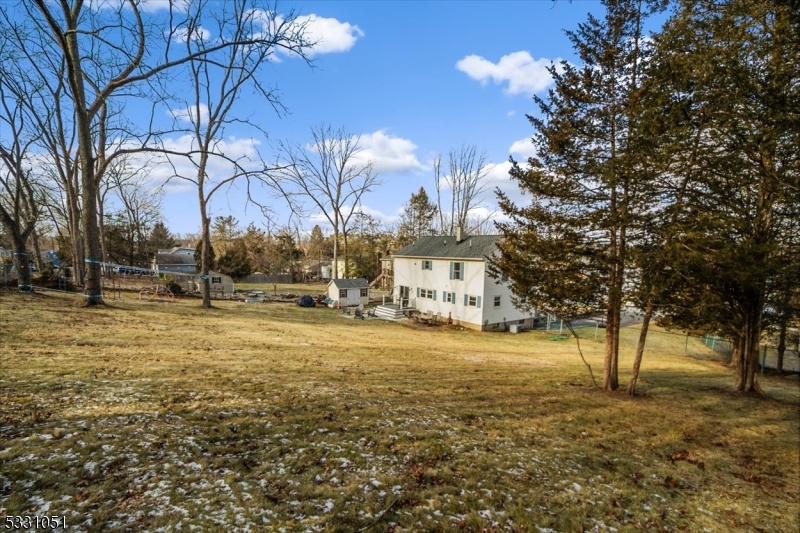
[161,270,234,296]
[327,278,369,308]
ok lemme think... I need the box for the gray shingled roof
[155,254,197,266]
[393,235,500,260]
[329,278,369,289]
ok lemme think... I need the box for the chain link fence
[567,324,799,373]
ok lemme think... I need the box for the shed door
[347,289,360,306]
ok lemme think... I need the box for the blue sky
[117,0,659,236]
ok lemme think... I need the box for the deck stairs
[374,303,408,321]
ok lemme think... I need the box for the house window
[339,289,347,298]
[464,294,481,308]
[444,291,456,304]
[418,288,436,300]
[211,276,221,284]
[360,288,368,297]
[450,261,464,280]
[421,260,433,270]
[494,295,501,308]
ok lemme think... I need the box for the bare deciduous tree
[159,0,312,308]
[0,0,314,305]
[276,125,379,279]
[105,167,164,267]
[0,79,40,290]
[434,145,492,235]
[97,155,154,264]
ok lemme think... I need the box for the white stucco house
[391,231,537,331]
[327,278,370,308]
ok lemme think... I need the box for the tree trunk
[736,303,763,393]
[12,238,33,291]
[30,227,43,273]
[81,184,103,304]
[97,190,108,264]
[201,209,212,309]
[603,301,620,391]
[332,227,339,279]
[343,230,349,278]
[729,334,743,368]
[66,186,84,286]
[603,263,623,391]
[776,321,787,373]
[57,6,102,304]
[627,299,653,395]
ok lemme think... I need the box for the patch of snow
[83,461,97,475]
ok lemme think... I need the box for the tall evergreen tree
[216,238,253,279]
[212,216,242,255]
[649,0,800,392]
[306,225,330,280]
[242,222,269,273]
[395,187,438,247]
[491,0,665,391]
[148,221,177,255]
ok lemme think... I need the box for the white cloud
[168,103,209,127]
[91,0,190,13]
[358,204,400,225]
[125,134,264,194]
[351,130,423,174]
[456,51,558,95]
[247,11,362,60]
[507,110,516,117]
[307,204,398,229]
[509,137,537,159]
[138,0,190,12]
[483,160,528,207]
[172,25,211,43]
[485,160,513,185]
[296,14,363,55]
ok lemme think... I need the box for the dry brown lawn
[1,290,798,532]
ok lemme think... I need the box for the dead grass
[235,282,329,295]
[1,289,798,532]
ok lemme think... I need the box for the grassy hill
[1,290,797,532]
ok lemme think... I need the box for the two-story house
[391,229,537,331]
